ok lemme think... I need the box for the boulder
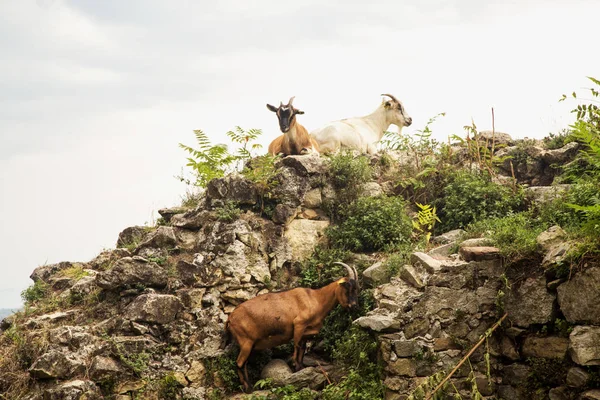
[96,257,168,290]
[569,326,600,366]
[432,229,465,245]
[25,310,80,329]
[354,312,401,332]
[29,350,86,379]
[410,252,442,273]
[185,360,207,387]
[116,226,149,249]
[279,154,326,176]
[548,386,572,400]
[302,188,322,208]
[171,209,214,230]
[459,246,501,261]
[260,359,293,385]
[282,367,327,390]
[522,336,568,359]
[526,185,571,204]
[157,206,188,223]
[504,275,555,327]
[88,248,131,271]
[399,265,424,289]
[30,261,77,283]
[42,380,101,400]
[542,142,580,164]
[542,242,572,270]
[137,226,177,249]
[477,130,513,147]
[124,293,183,324]
[557,267,600,324]
[272,204,298,225]
[206,174,258,207]
[566,367,590,388]
[361,182,384,197]
[285,219,330,262]
[271,166,310,207]
[362,261,391,285]
[89,356,123,381]
[536,225,567,252]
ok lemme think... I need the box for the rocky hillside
[1,132,599,400]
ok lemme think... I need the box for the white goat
[310,94,412,154]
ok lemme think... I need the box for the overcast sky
[0,0,598,308]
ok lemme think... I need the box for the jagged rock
[412,286,478,318]
[271,166,310,207]
[500,336,520,361]
[354,311,401,332]
[362,261,391,285]
[89,356,123,381]
[42,380,101,400]
[29,350,86,379]
[374,278,423,311]
[222,288,258,305]
[459,246,501,261]
[178,288,206,310]
[48,326,97,348]
[386,358,417,377]
[298,208,319,220]
[581,389,600,400]
[399,264,424,289]
[185,360,206,387]
[569,326,600,366]
[526,184,572,204]
[261,359,293,385]
[566,367,590,387]
[282,367,327,390]
[111,336,159,353]
[542,242,572,270]
[88,248,131,271]
[502,363,530,385]
[475,373,495,396]
[137,226,177,249]
[410,252,442,273]
[557,267,600,324]
[272,204,298,225]
[182,387,207,400]
[66,271,98,297]
[117,226,149,248]
[477,130,513,147]
[124,293,183,324]
[211,240,271,284]
[302,188,322,208]
[30,261,77,283]
[206,174,258,207]
[432,229,465,244]
[522,336,568,359]
[458,238,492,248]
[279,154,326,176]
[536,225,567,252]
[392,339,422,357]
[171,209,213,230]
[96,257,168,290]
[504,275,555,327]
[285,219,329,262]
[158,206,188,223]
[362,181,384,197]
[187,307,227,358]
[427,243,455,258]
[548,386,572,400]
[26,310,80,329]
[542,142,580,164]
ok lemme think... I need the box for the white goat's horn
[381,93,399,103]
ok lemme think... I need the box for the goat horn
[381,93,400,104]
[287,96,295,107]
[334,262,357,281]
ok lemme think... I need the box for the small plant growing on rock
[20,280,49,305]
[216,201,242,223]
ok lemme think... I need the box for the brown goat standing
[224,262,359,393]
[267,96,320,156]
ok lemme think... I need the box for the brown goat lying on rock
[224,262,359,393]
[267,96,320,156]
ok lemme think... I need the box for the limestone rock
[279,153,326,176]
[569,326,600,366]
[477,130,513,147]
[124,293,183,324]
[542,242,572,270]
[282,367,327,390]
[458,238,492,248]
[137,226,177,249]
[459,246,501,261]
[157,206,188,223]
[285,219,329,262]
[185,360,206,387]
[542,141,580,164]
[432,229,465,244]
[302,188,322,208]
[206,173,258,207]
[581,389,600,400]
[354,312,401,332]
[89,356,123,381]
[171,209,213,230]
[26,310,80,329]
[410,252,442,273]
[272,204,298,225]
[182,387,207,400]
[526,184,571,204]
[362,181,384,197]
[548,386,572,400]
[399,264,424,289]
[566,367,590,388]
[30,261,77,283]
[116,226,149,249]
[522,336,568,359]
[557,267,600,324]
[536,225,567,252]
[386,358,417,377]
[502,363,530,385]
[96,257,168,290]
[362,261,391,285]
[29,350,86,379]
[260,359,293,385]
[88,248,130,271]
[42,380,101,400]
[271,166,310,207]
[504,275,555,327]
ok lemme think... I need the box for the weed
[20,280,49,305]
[57,264,89,280]
[216,201,242,223]
[158,372,184,399]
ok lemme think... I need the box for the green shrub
[299,247,351,288]
[321,369,384,400]
[437,171,525,232]
[381,250,411,278]
[327,195,412,252]
[21,280,49,305]
[542,129,571,150]
[467,212,544,261]
[216,201,241,223]
[157,373,183,399]
[526,357,569,396]
[205,350,240,392]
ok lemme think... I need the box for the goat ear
[267,104,278,113]
[383,101,392,109]
[295,109,305,115]
[337,278,347,285]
